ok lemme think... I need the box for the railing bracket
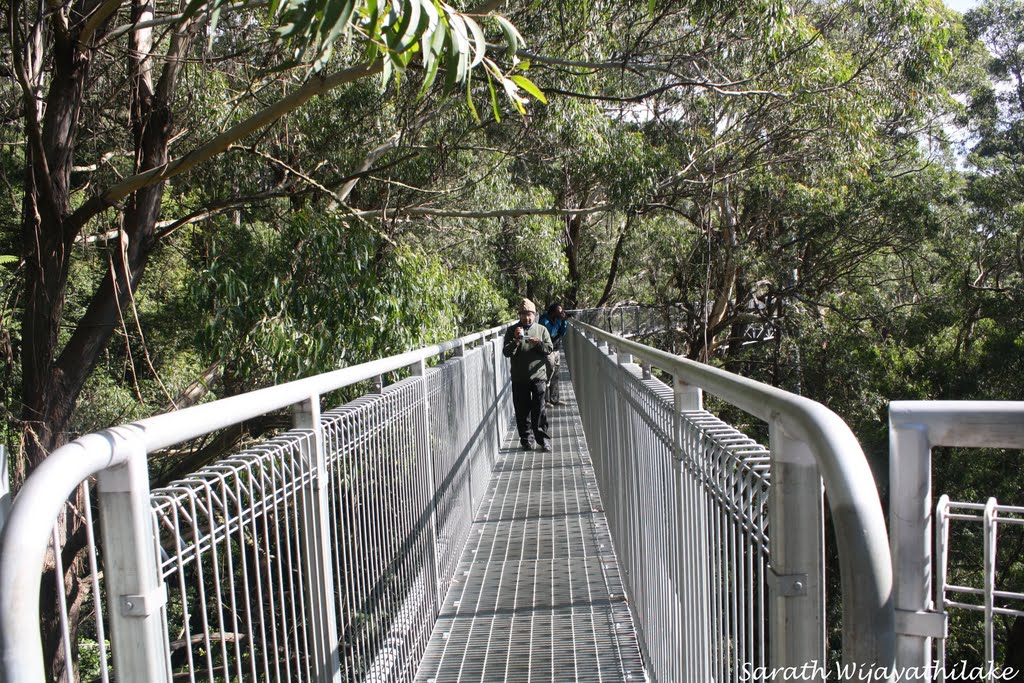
[120,586,167,617]
[769,570,808,597]
[895,608,947,639]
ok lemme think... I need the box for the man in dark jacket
[503,298,554,451]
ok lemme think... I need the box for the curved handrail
[574,320,895,670]
[0,324,506,682]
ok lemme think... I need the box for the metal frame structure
[889,401,1024,680]
[0,327,509,683]
[0,310,914,682]
[934,497,1024,683]
[569,319,894,681]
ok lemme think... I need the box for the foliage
[192,211,504,390]
[185,0,545,112]
[7,0,1024,675]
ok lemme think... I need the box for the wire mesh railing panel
[152,432,324,683]
[681,412,770,683]
[322,379,435,683]
[49,484,114,683]
[568,327,772,683]
[427,351,497,594]
[934,497,1024,682]
[1,327,514,683]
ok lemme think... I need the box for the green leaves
[493,15,524,61]
[510,75,546,104]
[193,213,495,386]
[179,0,545,116]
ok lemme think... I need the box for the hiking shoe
[539,443,551,453]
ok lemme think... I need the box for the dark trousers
[512,379,549,446]
[546,351,561,402]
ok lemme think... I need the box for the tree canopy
[8,0,1024,677]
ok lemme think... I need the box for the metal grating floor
[415,365,647,682]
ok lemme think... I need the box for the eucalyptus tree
[2,0,541,676]
[457,0,967,359]
[958,0,1024,371]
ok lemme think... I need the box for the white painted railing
[0,309,934,683]
[889,401,1024,681]
[0,327,510,683]
[570,319,895,682]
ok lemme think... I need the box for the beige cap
[518,298,537,313]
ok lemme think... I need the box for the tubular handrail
[575,320,895,670]
[889,401,1024,449]
[0,324,506,682]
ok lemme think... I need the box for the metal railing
[0,327,510,683]
[2,307,923,683]
[890,401,1024,681]
[935,498,1024,682]
[572,303,777,348]
[568,319,894,682]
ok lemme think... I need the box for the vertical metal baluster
[984,498,997,683]
[935,495,951,683]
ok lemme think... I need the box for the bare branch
[349,204,613,220]
[78,0,123,46]
[68,60,385,230]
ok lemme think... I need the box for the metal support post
[889,420,942,674]
[96,429,171,683]
[673,376,706,681]
[293,396,342,683]
[767,421,825,678]
[640,362,652,380]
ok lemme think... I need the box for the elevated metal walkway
[416,366,645,682]
[5,310,1021,682]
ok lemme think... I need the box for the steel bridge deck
[415,366,647,682]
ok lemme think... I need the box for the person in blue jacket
[539,302,568,406]
[503,298,553,451]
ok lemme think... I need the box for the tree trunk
[563,186,594,309]
[693,192,739,361]
[13,1,194,677]
[596,215,634,308]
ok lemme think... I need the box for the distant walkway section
[415,360,647,682]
